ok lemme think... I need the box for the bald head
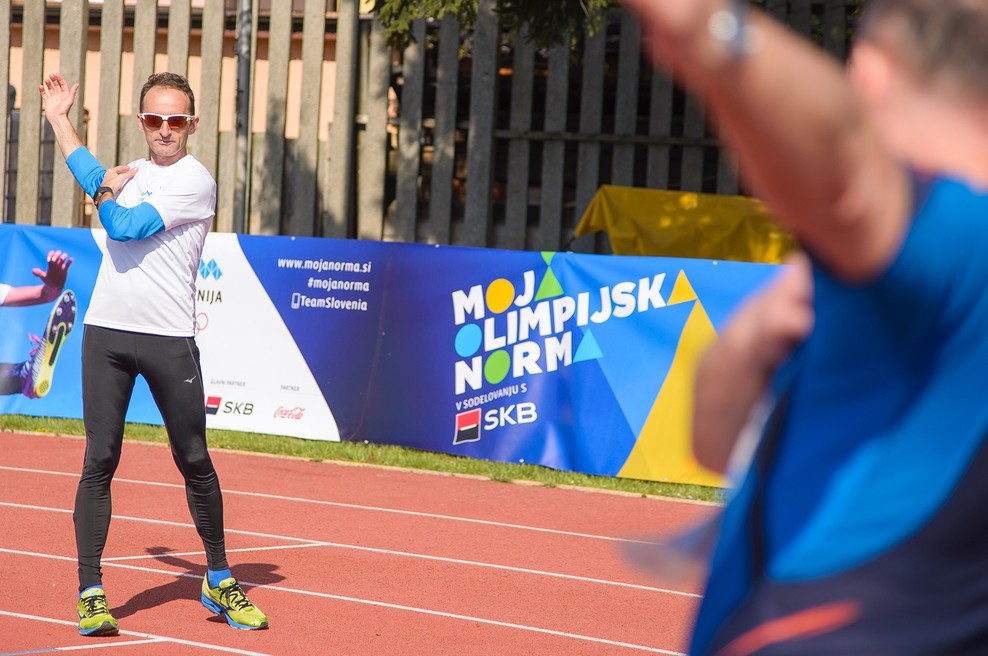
[857,0,988,100]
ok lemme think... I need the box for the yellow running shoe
[23,289,76,398]
[77,587,119,637]
[201,575,268,630]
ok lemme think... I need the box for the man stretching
[40,71,267,636]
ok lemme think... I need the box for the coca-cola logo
[274,406,305,420]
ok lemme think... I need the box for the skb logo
[483,403,538,430]
[205,396,254,416]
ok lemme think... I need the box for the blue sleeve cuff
[65,147,107,198]
[98,200,166,241]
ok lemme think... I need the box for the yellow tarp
[575,185,796,264]
[578,186,795,487]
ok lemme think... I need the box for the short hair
[856,0,988,99]
[139,72,196,115]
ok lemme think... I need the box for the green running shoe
[77,587,119,637]
[201,575,268,630]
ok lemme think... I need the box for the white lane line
[0,610,272,655]
[0,465,657,544]
[0,639,168,655]
[0,564,684,655]
[0,503,700,599]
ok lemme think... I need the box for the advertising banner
[0,224,778,485]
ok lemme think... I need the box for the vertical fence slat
[764,0,788,22]
[196,0,224,189]
[357,16,390,240]
[216,130,237,233]
[166,0,190,78]
[126,0,158,163]
[823,0,848,60]
[52,0,89,227]
[611,10,640,187]
[462,0,498,247]
[788,0,813,38]
[96,0,123,167]
[503,25,533,251]
[681,94,705,192]
[537,41,569,251]
[249,2,291,235]
[293,0,327,236]
[392,19,425,242]
[646,70,673,189]
[426,16,460,245]
[0,0,11,221]
[716,148,739,195]
[572,26,605,247]
[14,0,44,225]
[325,0,359,238]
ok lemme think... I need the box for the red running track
[0,431,716,655]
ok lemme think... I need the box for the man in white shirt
[40,71,267,636]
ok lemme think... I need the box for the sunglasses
[138,113,195,129]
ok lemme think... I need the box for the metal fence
[0,0,856,253]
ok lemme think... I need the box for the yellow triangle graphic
[617,271,726,487]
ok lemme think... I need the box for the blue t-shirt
[691,176,988,654]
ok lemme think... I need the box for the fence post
[293,0,328,237]
[166,0,191,79]
[462,0,498,247]
[503,24,533,251]
[14,1,44,225]
[249,2,291,235]
[126,0,158,163]
[357,16,391,241]
[51,0,89,228]
[537,39,570,251]
[196,0,224,202]
[611,10,641,188]
[426,16,460,245]
[96,0,123,170]
[392,19,426,242]
[325,0,359,238]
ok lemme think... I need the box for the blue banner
[0,224,778,483]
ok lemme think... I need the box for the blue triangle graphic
[574,329,604,363]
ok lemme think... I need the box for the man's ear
[848,42,893,110]
[188,116,198,135]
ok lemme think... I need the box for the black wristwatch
[93,186,114,209]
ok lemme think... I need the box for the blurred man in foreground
[622,0,988,653]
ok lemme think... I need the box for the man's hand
[692,252,814,473]
[100,164,138,198]
[622,0,736,75]
[39,72,85,158]
[33,250,73,302]
[39,73,79,123]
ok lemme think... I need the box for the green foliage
[496,0,612,49]
[374,0,613,49]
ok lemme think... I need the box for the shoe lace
[27,333,42,359]
[81,593,109,617]
[219,582,255,612]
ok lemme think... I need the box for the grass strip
[0,414,724,504]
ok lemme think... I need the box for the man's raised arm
[623,0,911,282]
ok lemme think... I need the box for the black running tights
[75,325,229,591]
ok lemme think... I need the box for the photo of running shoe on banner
[0,250,75,399]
